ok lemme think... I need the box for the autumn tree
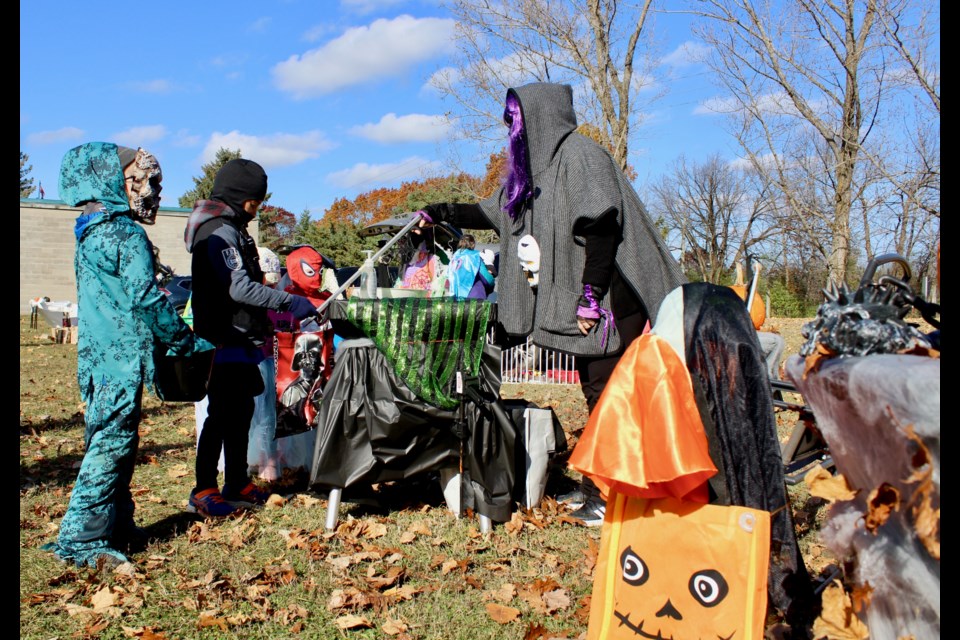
[257,204,298,252]
[291,211,375,269]
[434,0,658,172]
[178,148,242,208]
[20,151,36,198]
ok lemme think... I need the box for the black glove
[287,295,318,321]
[419,203,451,224]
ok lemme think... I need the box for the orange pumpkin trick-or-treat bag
[588,493,770,640]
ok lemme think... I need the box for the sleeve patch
[222,247,243,271]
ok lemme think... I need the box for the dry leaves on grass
[121,626,168,639]
[335,613,374,630]
[486,602,521,624]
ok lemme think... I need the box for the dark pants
[575,312,649,412]
[573,312,649,501]
[195,361,263,491]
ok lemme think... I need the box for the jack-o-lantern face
[613,546,734,639]
[589,496,769,640]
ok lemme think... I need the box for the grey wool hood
[508,83,578,177]
[479,82,685,357]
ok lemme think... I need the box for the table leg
[325,487,342,531]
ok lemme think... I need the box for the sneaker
[187,488,237,517]
[568,498,606,527]
[557,488,586,510]
[222,481,272,508]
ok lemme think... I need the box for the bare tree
[435,0,658,171]
[876,0,939,114]
[651,154,776,283]
[694,0,890,286]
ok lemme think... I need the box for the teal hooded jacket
[59,142,194,397]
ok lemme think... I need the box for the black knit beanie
[210,159,268,220]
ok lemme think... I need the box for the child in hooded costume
[46,142,199,568]
[420,82,685,524]
[184,159,318,517]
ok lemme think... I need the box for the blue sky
[20,1,736,218]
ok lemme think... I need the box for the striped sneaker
[187,488,237,517]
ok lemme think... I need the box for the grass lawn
[21,314,834,639]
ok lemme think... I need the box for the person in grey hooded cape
[420,82,686,524]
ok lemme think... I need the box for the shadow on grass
[20,440,195,492]
[20,402,187,436]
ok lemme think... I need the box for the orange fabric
[588,493,770,640]
[568,334,717,501]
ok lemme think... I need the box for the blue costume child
[447,234,495,300]
[46,142,198,568]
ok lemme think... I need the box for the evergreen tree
[20,151,36,198]
[178,148,242,208]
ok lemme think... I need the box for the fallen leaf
[266,494,286,508]
[382,618,409,635]
[64,603,94,617]
[803,343,836,379]
[864,483,900,533]
[542,588,571,613]
[293,493,322,508]
[912,491,940,559]
[166,464,189,479]
[335,614,373,630]
[197,612,228,631]
[523,622,553,640]
[399,531,417,544]
[486,602,521,624]
[90,585,117,612]
[84,616,109,635]
[805,466,857,502]
[490,583,517,603]
[813,581,869,640]
[850,582,873,613]
[504,512,524,535]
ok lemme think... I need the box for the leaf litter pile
[21,316,841,639]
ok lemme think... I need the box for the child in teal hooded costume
[46,142,199,568]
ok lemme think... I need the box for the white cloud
[27,127,84,145]
[172,129,202,147]
[660,41,711,68]
[302,24,334,43]
[112,125,168,146]
[729,153,780,172]
[209,53,247,68]
[350,113,452,143]
[249,17,271,32]
[202,130,336,168]
[272,15,456,98]
[694,94,741,116]
[425,65,459,92]
[695,91,833,117]
[340,0,407,15]
[127,79,176,94]
[326,156,441,189]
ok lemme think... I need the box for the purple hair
[502,92,532,218]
